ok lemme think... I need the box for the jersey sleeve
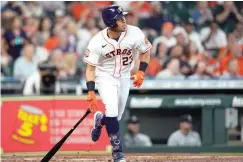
[134,27,152,54]
[83,37,100,66]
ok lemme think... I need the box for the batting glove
[131,71,145,88]
[87,91,98,113]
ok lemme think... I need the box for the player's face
[180,122,192,133]
[128,123,139,134]
[115,16,127,32]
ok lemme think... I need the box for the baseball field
[2,152,243,162]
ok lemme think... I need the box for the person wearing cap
[172,18,204,53]
[184,18,204,53]
[152,22,177,55]
[167,115,201,147]
[123,116,152,147]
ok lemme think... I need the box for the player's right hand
[87,91,98,113]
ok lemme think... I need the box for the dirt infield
[2,154,243,162]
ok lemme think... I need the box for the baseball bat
[40,108,92,162]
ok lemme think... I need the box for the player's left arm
[132,28,152,88]
[83,38,100,113]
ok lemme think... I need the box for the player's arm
[86,64,96,82]
[131,50,151,88]
[83,38,100,113]
[139,48,151,69]
[85,64,98,113]
[132,28,152,88]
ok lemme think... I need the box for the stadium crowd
[1,1,243,82]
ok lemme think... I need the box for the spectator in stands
[1,1,242,82]
[129,1,153,19]
[77,19,99,57]
[1,2,26,16]
[71,2,94,24]
[39,1,65,18]
[145,56,162,78]
[44,24,62,51]
[125,12,139,26]
[35,17,52,46]
[1,37,12,76]
[215,1,243,33]
[114,1,130,11]
[124,115,152,147]
[156,58,185,79]
[49,49,77,79]
[144,42,167,78]
[152,22,177,55]
[167,115,201,147]
[13,43,38,81]
[200,21,227,50]
[67,20,79,54]
[141,2,173,33]
[192,2,214,30]
[175,32,187,48]
[24,1,44,18]
[216,33,243,76]
[188,61,210,80]
[3,16,27,61]
[31,34,49,64]
[24,17,40,39]
[156,42,169,65]
[233,22,243,46]
[219,59,242,80]
[54,9,71,29]
[183,18,204,53]
[179,53,193,77]
[187,41,201,68]
[56,30,76,54]
[173,34,192,77]
[170,45,184,58]
[49,49,67,79]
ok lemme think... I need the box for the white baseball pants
[96,72,130,121]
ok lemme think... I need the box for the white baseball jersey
[83,25,152,78]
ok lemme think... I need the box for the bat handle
[87,108,92,113]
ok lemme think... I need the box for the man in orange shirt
[216,40,243,76]
[220,58,242,79]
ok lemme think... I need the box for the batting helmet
[102,5,128,28]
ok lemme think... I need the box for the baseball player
[84,5,151,162]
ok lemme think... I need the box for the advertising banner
[128,95,243,109]
[1,96,109,153]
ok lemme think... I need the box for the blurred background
[1,1,243,154]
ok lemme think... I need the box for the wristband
[139,62,148,72]
[86,81,95,91]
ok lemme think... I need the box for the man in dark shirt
[214,2,243,33]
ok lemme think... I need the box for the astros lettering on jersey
[83,25,152,78]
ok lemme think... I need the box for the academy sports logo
[232,96,243,107]
[174,98,221,106]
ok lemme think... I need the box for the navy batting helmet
[102,5,128,28]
